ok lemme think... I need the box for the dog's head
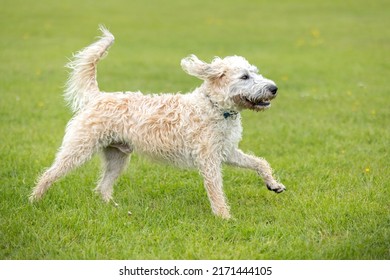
[181,55,278,112]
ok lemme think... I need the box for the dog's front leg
[198,160,231,219]
[226,148,286,193]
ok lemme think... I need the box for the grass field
[0,0,389,259]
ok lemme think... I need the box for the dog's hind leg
[29,135,98,202]
[95,146,131,202]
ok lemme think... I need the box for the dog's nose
[268,85,278,95]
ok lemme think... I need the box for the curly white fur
[64,25,114,112]
[30,26,286,219]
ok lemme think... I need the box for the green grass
[1,0,389,259]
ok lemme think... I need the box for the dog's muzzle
[233,85,278,111]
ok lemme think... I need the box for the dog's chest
[176,117,242,167]
[215,117,243,155]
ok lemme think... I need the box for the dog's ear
[181,55,224,80]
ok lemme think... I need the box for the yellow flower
[311,28,321,39]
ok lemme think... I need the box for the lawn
[0,0,389,259]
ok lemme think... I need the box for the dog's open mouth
[233,95,271,111]
[253,99,271,108]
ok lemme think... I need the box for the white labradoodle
[30,26,286,219]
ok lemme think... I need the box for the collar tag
[223,111,238,119]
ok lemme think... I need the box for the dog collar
[204,93,239,120]
[223,110,239,119]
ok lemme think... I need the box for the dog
[29,26,286,219]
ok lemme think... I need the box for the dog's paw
[101,192,113,203]
[266,182,286,193]
[94,187,113,203]
[28,194,38,203]
[213,207,231,220]
[29,190,43,203]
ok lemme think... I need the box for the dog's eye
[240,74,250,80]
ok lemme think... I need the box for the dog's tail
[64,25,115,113]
